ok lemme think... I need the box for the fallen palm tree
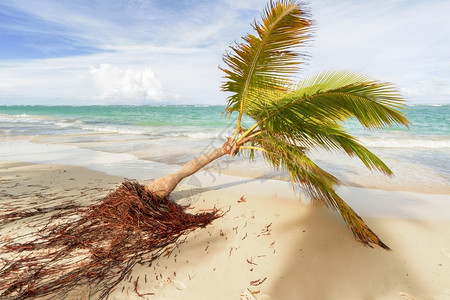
[145,0,409,248]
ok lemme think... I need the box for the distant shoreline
[1,103,449,107]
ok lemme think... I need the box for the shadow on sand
[268,206,427,299]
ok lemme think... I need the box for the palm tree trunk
[145,140,235,198]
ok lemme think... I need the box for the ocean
[0,104,449,193]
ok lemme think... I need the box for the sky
[0,0,449,105]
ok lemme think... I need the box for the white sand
[110,172,450,300]
[1,159,449,299]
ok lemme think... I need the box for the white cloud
[0,0,449,105]
[400,77,450,102]
[89,64,165,103]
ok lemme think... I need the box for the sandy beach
[1,156,449,300]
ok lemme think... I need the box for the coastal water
[0,104,449,192]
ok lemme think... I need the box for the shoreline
[1,160,450,299]
[1,139,449,195]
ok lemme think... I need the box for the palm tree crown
[220,0,409,249]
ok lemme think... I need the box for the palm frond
[254,133,339,203]
[245,133,390,249]
[292,70,410,128]
[247,71,409,128]
[242,76,408,174]
[221,0,313,116]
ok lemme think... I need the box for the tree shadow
[171,176,267,204]
[269,206,428,299]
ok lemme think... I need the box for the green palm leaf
[242,132,390,249]
[240,74,408,173]
[248,71,409,129]
[293,71,410,128]
[221,0,313,137]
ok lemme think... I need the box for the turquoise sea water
[0,104,449,181]
[1,104,449,135]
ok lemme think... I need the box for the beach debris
[261,223,272,235]
[156,276,172,288]
[134,279,154,297]
[0,180,222,299]
[238,195,246,203]
[441,248,450,258]
[246,254,267,267]
[240,288,258,300]
[247,257,258,265]
[250,277,267,286]
[399,291,416,300]
[133,276,155,297]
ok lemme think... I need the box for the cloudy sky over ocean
[0,0,449,105]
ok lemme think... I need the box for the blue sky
[0,0,449,105]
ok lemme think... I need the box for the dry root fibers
[0,180,222,299]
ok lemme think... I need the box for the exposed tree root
[0,180,222,299]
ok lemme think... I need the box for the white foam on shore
[0,140,178,181]
[360,137,450,148]
[1,139,449,221]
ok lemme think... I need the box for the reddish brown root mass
[0,180,222,299]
